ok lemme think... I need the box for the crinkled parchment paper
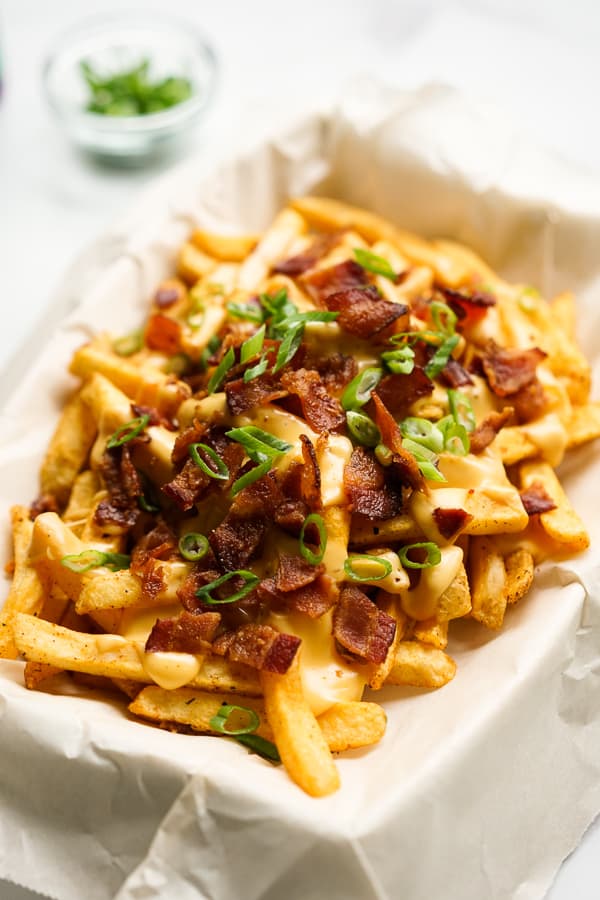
[1,81,599,900]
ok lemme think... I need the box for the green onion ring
[299,513,328,565]
[398,542,442,569]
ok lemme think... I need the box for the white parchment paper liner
[1,81,599,900]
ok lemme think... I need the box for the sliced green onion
[416,460,446,482]
[243,354,269,383]
[447,389,476,432]
[389,329,440,347]
[344,554,393,582]
[164,352,191,376]
[381,346,415,375]
[227,302,265,324]
[341,367,383,411]
[209,703,260,735]
[235,733,281,762]
[273,310,339,332]
[430,301,457,336]
[424,334,460,379]
[207,346,235,394]
[272,322,304,373]
[106,414,150,449]
[112,330,143,357]
[346,410,381,448]
[398,437,437,463]
[438,419,470,456]
[240,324,266,363]
[299,513,327,565]
[199,335,221,373]
[375,443,393,466]
[138,494,160,513]
[400,417,444,454]
[178,532,209,561]
[398,542,442,569]
[260,288,296,320]
[61,549,130,573]
[353,247,398,281]
[188,443,230,480]
[231,459,272,496]
[195,570,259,604]
[226,425,291,462]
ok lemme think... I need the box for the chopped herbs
[81,58,193,117]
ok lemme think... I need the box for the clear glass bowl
[42,14,218,165]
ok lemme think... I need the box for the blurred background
[0,0,598,897]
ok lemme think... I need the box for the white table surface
[1,1,599,898]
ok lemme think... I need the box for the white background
[0,1,599,898]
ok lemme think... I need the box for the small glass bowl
[42,14,218,165]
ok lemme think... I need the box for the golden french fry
[0,506,47,659]
[436,564,472,621]
[350,512,421,547]
[550,291,576,340]
[76,560,191,614]
[565,402,600,449]
[386,641,456,689]
[412,618,449,650]
[519,461,590,552]
[321,506,351,581]
[462,491,529,535]
[468,536,508,630]
[40,390,97,506]
[12,613,261,695]
[317,701,387,752]
[495,427,539,465]
[261,657,340,797]
[368,594,408,690]
[24,661,62,689]
[130,686,273,738]
[191,229,260,262]
[176,242,218,284]
[504,548,535,605]
[238,208,307,291]
[62,470,100,529]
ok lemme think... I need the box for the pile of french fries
[1,196,598,797]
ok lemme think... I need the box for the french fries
[1,196,596,795]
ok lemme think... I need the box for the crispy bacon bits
[281,369,345,433]
[333,585,396,664]
[216,624,301,674]
[344,447,403,520]
[481,341,547,397]
[520,482,557,516]
[325,287,409,340]
[145,611,221,654]
[469,407,514,454]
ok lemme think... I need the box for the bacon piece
[481,341,547,397]
[258,573,338,619]
[209,472,283,571]
[164,427,246,510]
[177,566,222,614]
[280,369,345,433]
[273,231,344,276]
[273,497,310,536]
[344,447,403,520]
[218,624,301,673]
[520,482,557,516]
[145,611,221,654]
[370,394,424,491]
[510,380,548,423]
[131,404,176,431]
[153,279,186,310]
[131,521,179,571]
[432,507,472,541]
[299,435,322,510]
[333,585,396,664]
[301,352,358,392]
[324,287,409,340]
[440,358,474,388]
[375,369,434,418]
[302,259,371,305]
[171,419,208,466]
[469,407,514,454]
[29,494,59,519]
[94,444,143,530]
[274,555,324,592]
[439,287,496,328]
[145,314,182,354]
[225,372,287,416]
[162,458,212,511]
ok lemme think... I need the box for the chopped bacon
[131,404,176,431]
[280,369,345,433]
[225,372,287,416]
[177,566,222,614]
[162,458,212,511]
[94,444,143,530]
[299,435,322,510]
[302,259,370,305]
[209,472,283,571]
[171,419,209,466]
[344,447,403,520]
[432,507,472,540]
[469,407,514,454]
[301,352,358,392]
[439,286,496,328]
[370,394,424,491]
[333,585,396,664]
[274,555,324,592]
[153,279,186,310]
[164,427,246,510]
[440,358,474,388]
[216,624,300,673]
[29,494,59,519]
[131,521,178,571]
[481,341,547,397]
[272,231,344,276]
[145,314,182,354]
[324,287,409,340]
[520,482,557,516]
[145,611,221,654]
[258,573,338,618]
[510,379,548,423]
[375,369,434,418]
[273,497,310,536]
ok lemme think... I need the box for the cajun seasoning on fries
[1,196,598,796]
